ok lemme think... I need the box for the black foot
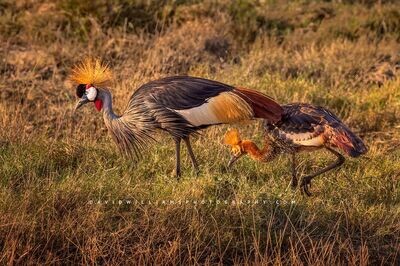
[192,168,200,177]
[291,178,298,190]
[173,170,181,179]
[300,176,312,196]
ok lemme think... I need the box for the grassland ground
[0,0,399,264]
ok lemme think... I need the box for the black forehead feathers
[76,84,86,98]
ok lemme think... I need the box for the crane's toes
[172,170,182,179]
[193,169,200,177]
[291,179,298,189]
[300,177,312,197]
[302,185,312,197]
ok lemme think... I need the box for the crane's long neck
[242,137,276,162]
[98,89,154,159]
[101,90,120,121]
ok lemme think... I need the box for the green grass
[1,130,399,264]
[1,0,400,264]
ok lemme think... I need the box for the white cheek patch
[86,87,97,101]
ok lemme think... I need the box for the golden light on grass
[0,0,399,264]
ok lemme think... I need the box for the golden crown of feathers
[69,58,113,87]
[223,129,241,146]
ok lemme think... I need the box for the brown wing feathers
[278,103,367,157]
[329,125,367,157]
[233,87,283,123]
[149,77,283,127]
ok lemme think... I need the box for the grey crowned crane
[70,59,283,177]
[224,103,367,196]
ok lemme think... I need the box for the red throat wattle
[85,84,102,111]
[94,99,103,111]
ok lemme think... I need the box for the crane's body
[71,59,283,176]
[264,103,367,156]
[224,103,367,196]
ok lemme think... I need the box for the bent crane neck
[243,137,276,162]
[100,90,120,121]
[98,89,152,159]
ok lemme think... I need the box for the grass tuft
[0,0,399,264]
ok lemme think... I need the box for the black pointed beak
[227,154,242,168]
[74,95,89,112]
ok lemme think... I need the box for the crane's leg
[301,147,345,196]
[291,153,298,189]
[173,137,182,178]
[183,137,199,175]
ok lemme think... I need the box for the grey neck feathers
[100,89,119,120]
[98,89,152,160]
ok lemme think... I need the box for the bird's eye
[86,87,97,101]
[76,84,86,98]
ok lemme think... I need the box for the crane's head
[69,58,113,112]
[223,128,246,167]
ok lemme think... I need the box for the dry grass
[0,0,400,264]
